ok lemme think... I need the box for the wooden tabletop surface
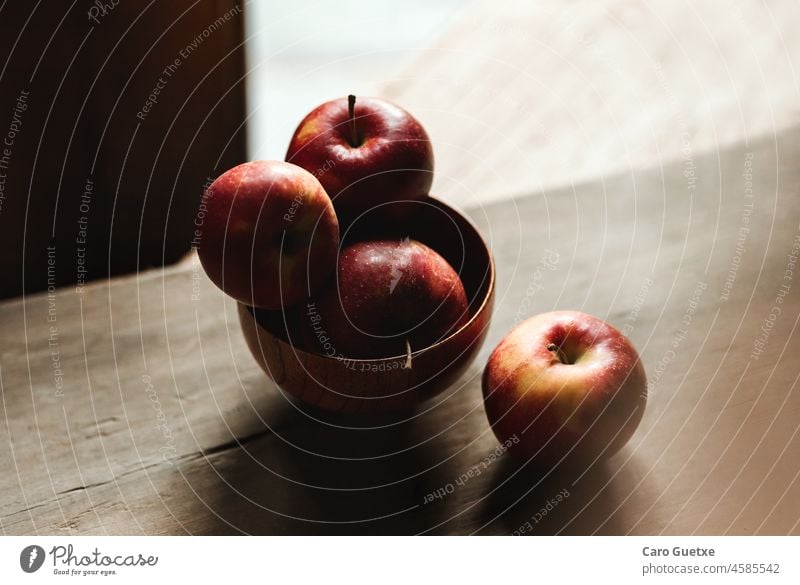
[384,0,800,208]
[1,125,799,535]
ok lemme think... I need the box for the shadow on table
[475,450,643,535]
[195,394,463,535]
[188,387,649,535]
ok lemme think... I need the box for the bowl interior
[251,197,494,359]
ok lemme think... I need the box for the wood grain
[383,0,800,209]
[1,127,799,534]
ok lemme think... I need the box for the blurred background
[244,0,467,159]
[1,0,798,298]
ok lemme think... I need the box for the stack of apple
[197,95,647,465]
[198,95,469,361]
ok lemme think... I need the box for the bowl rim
[242,195,496,364]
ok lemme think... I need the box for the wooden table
[2,125,799,535]
[384,0,800,208]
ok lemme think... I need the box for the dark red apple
[482,311,647,465]
[285,95,434,225]
[197,160,339,309]
[304,239,469,359]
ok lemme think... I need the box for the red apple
[197,160,339,309]
[482,311,647,465]
[305,239,469,359]
[285,95,434,226]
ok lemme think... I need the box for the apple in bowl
[239,198,495,413]
[197,160,339,310]
[482,311,647,465]
[305,238,470,360]
[286,95,433,226]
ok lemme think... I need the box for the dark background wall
[0,0,247,299]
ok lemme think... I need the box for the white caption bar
[0,536,796,583]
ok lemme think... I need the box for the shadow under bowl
[238,196,495,413]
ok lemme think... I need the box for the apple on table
[482,311,647,465]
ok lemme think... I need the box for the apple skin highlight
[482,310,647,466]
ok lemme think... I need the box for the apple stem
[348,94,358,146]
[547,343,570,364]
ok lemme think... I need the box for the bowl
[238,196,495,413]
